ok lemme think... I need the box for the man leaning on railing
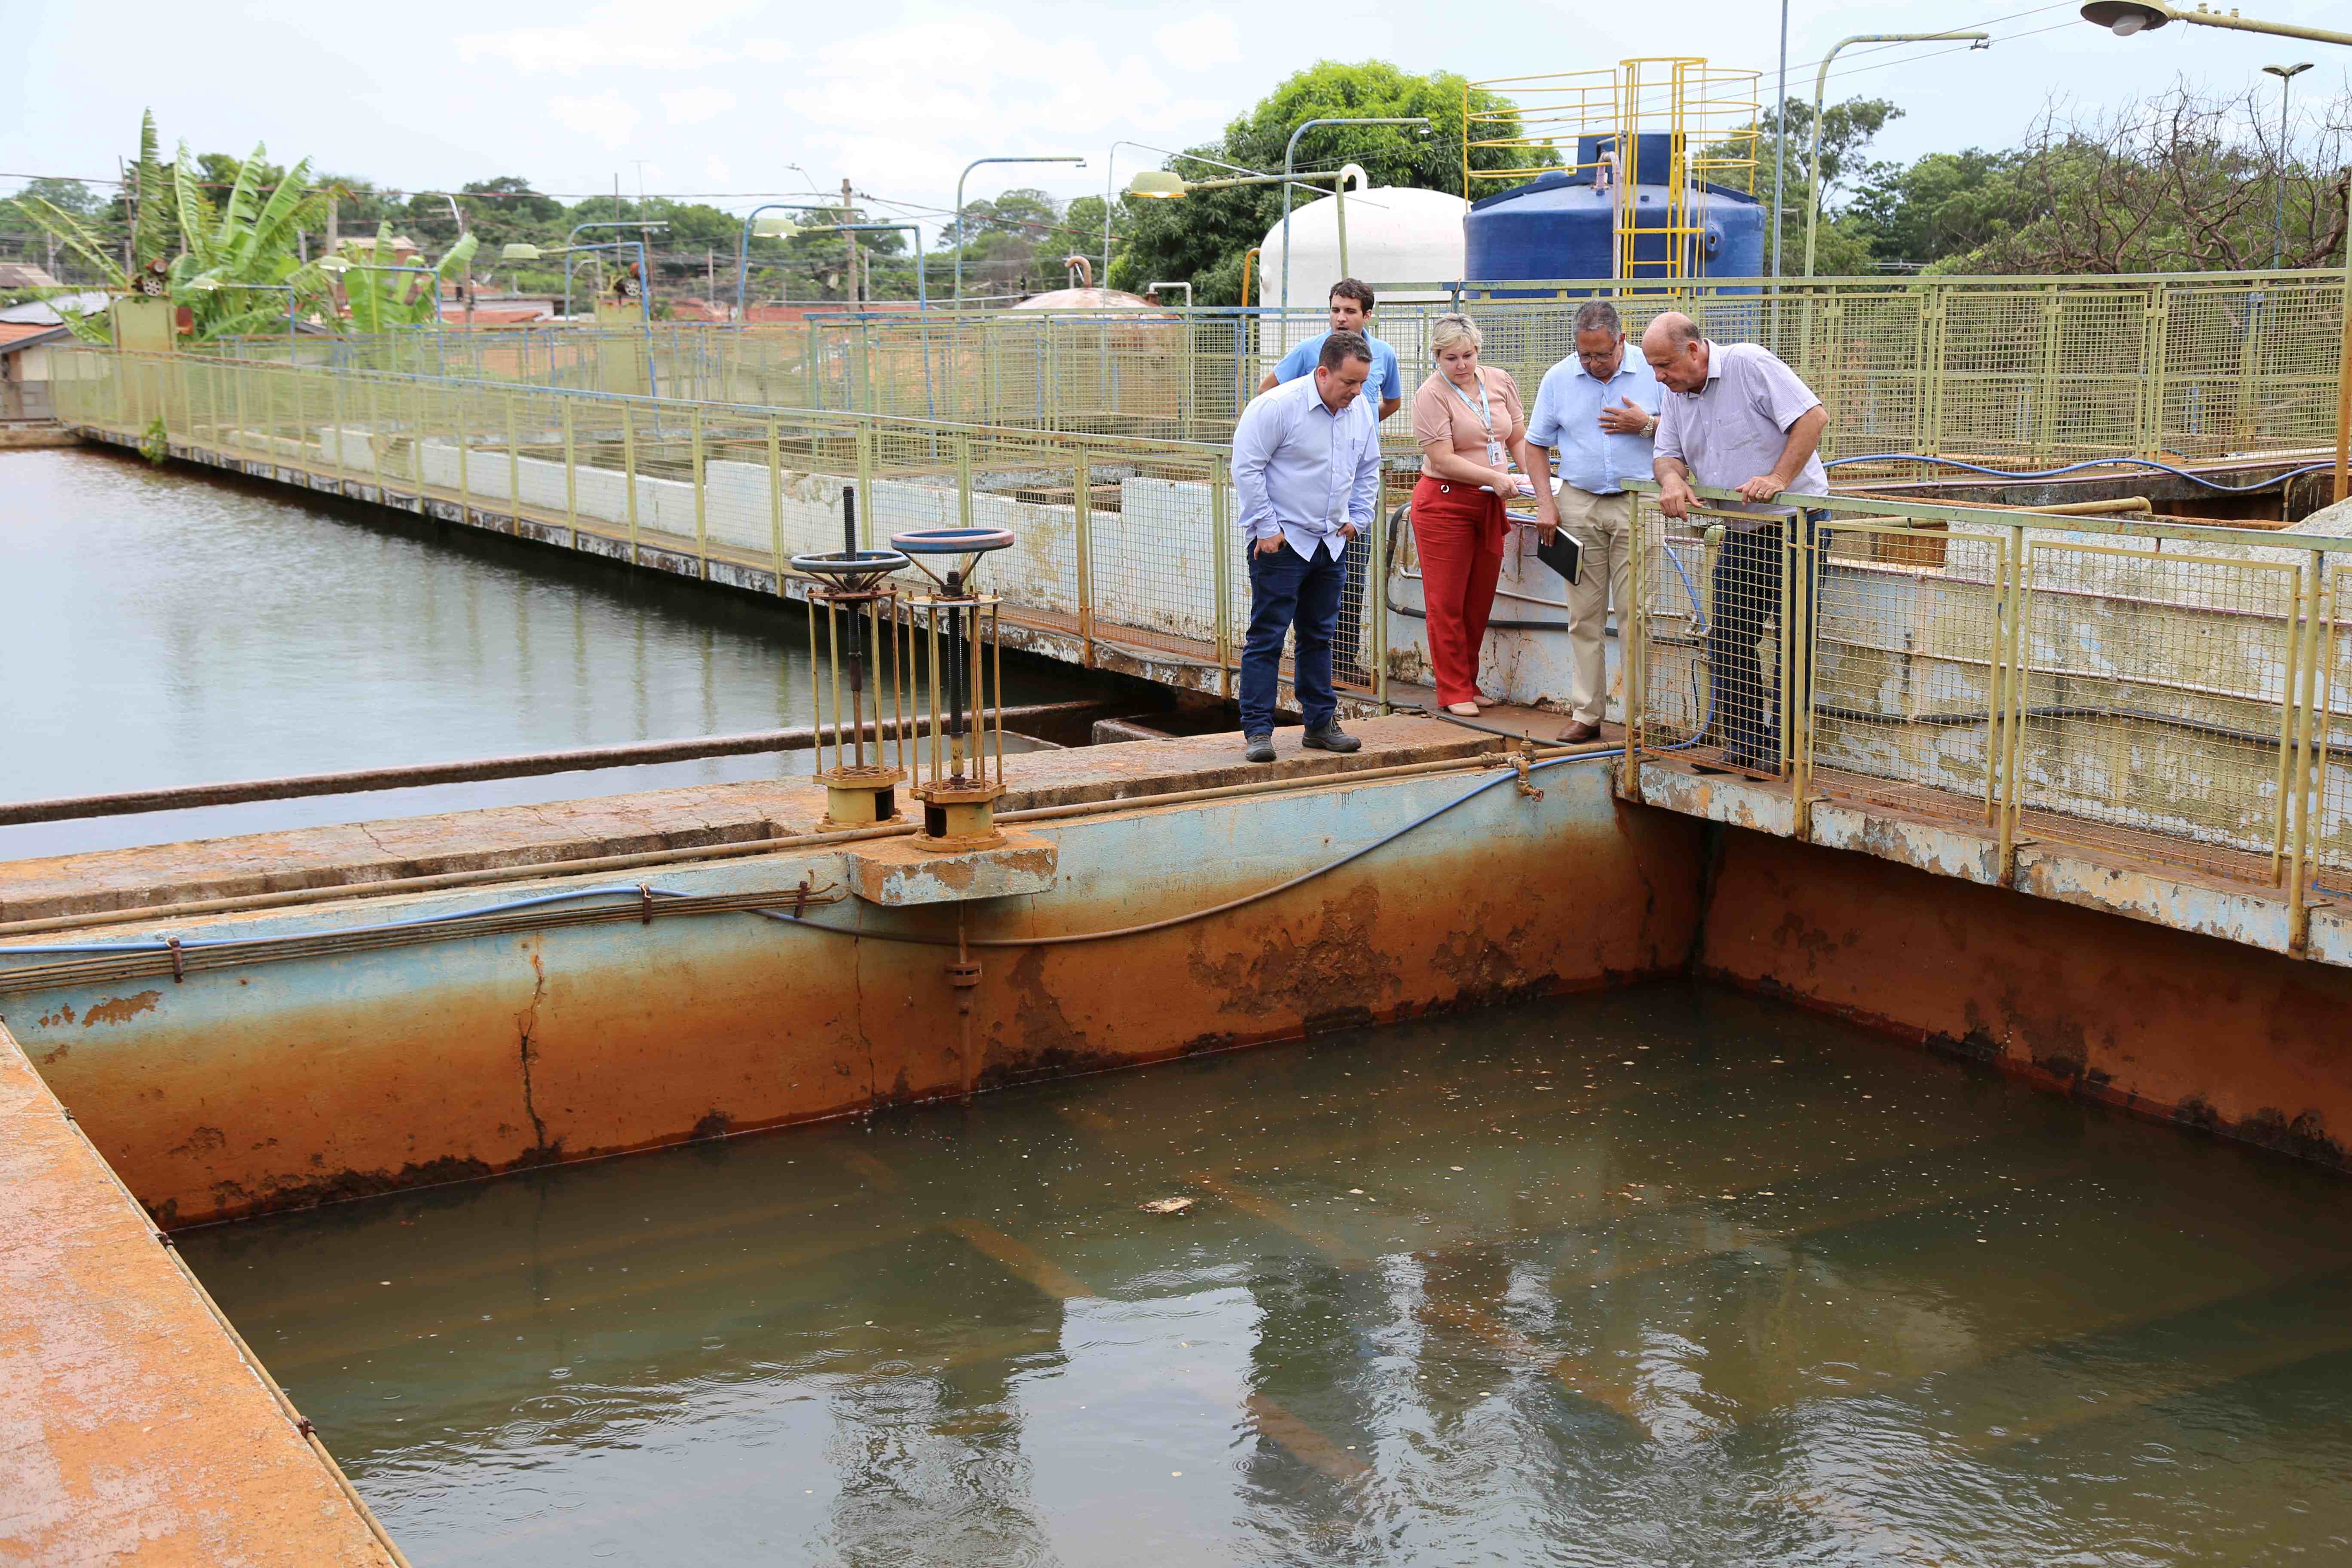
[1642,311,1832,775]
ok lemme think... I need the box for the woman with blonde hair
[1409,312,1530,716]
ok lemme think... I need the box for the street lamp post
[734,203,836,322]
[1105,143,1290,293]
[2078,3,2352,500]
[1280,117,1430,313]
[1803,33,1990,277]
[953,155,1086,307]
[812,223,935,418]
[2264,61,2315,268]
[560,221,669,320]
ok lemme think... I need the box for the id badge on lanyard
[1452,373,1505,473]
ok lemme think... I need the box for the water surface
[185,987,2352,1565]
[1,449,1086,856]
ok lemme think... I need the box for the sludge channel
[9,445,2352,1565]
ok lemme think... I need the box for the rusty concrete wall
[0,1022,400,1566]
[7,760,1703,1229]
[1697,827,2352,1169]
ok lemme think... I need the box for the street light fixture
[1124,170,1190,200]
[734,202,835,322]
[2264,61,2315,269]
[2080,3,2352,500]
[1802,33,1991,277]
[952,155,1087,307]
[1279,117,1430,312]
[1100,141,1271,283]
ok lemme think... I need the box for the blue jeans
[1241,539,1344,736]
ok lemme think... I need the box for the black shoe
[1244,732,1276,763]
[1301,724,1361,754]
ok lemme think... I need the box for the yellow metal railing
[1627,482,2352,943]
[55,350,1299,704]
[56,345,2352,924]
[196,270,2344,471]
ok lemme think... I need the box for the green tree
[1111,60,1556,304]
[12,177,99,217]
[1727,96,1902,275]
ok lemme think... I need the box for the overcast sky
[5,0,2347,242]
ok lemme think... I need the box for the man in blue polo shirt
[1526,300,1663,743]
[1256,279,1403,421]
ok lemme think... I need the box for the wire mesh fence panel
[1807,519,2009,819]
[1085,447,1228,667]
[2009,540,2307,880]
[1634,502,1801,778]
[1932,290,2058,469]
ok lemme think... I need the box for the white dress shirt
[1231,371,1383,560]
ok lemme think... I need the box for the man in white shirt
[1643,310,1831,774]
[1230,332,1383,763]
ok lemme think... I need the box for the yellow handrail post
[1998,528,2032,884]
[2288,554,2327,953]
[855,423,875,549]
[691,404,709,579]
[505,389,521,533]
[1073,445,1096,668]
[560,395,578,547]
[2270,558,2311,885]
[622,403,640,567]
[456,382,473,520]
[956,433,973,531]
[1211,456,1234,699]
[767,414,785,595]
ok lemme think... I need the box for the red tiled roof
[0,322,64,348]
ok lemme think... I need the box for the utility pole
[841,177,859,303]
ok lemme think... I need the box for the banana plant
[330,223,479,332]
[4,113,341,342]
[5,111,175,341]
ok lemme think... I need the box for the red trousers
[1411,475,1507,706]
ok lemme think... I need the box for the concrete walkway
[0,1021,401,1566]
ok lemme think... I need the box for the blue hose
[1822,453,2334,494]
[1658,540,1715,752]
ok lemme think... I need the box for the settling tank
[1464,132,1765,293]
[1256,184,1466,312]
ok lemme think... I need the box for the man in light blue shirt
[1230,331,1383,763]
[1257,279,1404,421]
[1525,300,1664,742]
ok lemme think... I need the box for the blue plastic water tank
[1464,133,1767,294]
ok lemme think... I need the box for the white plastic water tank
[1255,184,1464,316]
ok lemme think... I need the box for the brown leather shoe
[1559,720,1602,744]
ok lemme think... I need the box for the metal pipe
[1771,0,1789,284]
[2264,63,2314,268]
[0,701,1116,827]
[954,155,1085,306]
[1804,34,1988,277]
[560,222,666,320]
[0,743,1548,940]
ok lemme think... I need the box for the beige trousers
[1557,487,1635,725]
